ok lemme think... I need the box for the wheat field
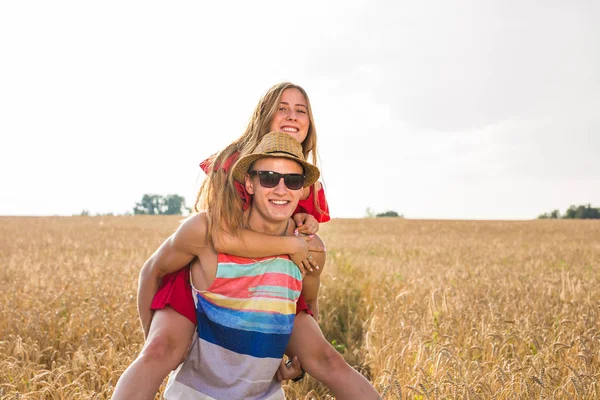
[0,216,599,399]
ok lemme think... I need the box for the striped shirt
[164,254,302,400]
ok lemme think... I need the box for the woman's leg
[111,307,195,400]
[286,312,380,400]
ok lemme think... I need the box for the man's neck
[245,210,290,237]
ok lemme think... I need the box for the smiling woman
[269,88,310,144]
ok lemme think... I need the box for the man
[114,132,325,399]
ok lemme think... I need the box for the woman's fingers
[302,259,313,273]
[297,261,307,275]
[295,223,318,235]
[307,254,319,270]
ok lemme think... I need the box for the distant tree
[78,209,90,216]
[563,204,600,219]
[133,194,188,215]
[134,194,162,215]
[563,206,577,219]
[376,210,403,218]
[365,207,376,218]
[163,194,187,215]
[538,209,560,219]
[538,204,599,219]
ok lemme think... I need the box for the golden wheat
[1,217,599,399]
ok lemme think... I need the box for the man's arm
[137,213,209,337]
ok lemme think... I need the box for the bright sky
[1,1,599,219]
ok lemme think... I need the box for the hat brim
[232,152,320,188]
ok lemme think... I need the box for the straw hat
[231,131,320,187]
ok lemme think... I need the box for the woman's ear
[245,175,255,195]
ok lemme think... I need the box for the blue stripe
[196,295,295,335]
[196,309,293,358]
[249,285,301,299]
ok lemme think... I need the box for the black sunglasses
[249,170,306,190]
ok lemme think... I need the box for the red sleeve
[294,184,330,223]
[200,152,251,211]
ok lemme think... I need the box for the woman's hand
[293,213,319,236]
[275,356,304,382]
[289,236,324,275]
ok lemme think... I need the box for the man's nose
[273,177,288,193]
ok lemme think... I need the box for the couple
[112,83,380,399]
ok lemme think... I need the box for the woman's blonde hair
[194,82,325,240]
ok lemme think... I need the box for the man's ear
[245,174,255,195]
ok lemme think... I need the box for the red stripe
[217,253,292,264]
[210,274,302,299]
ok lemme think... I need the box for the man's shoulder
[185,211,209,225]
[180,211,209,230]
[173,212,210,247]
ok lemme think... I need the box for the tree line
[365,208,404,218]
[81,198,600,220]
[133,194,189,215]
[538,204,600,219]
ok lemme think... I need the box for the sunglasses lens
[284,175,305,190]
[259,173,280,188]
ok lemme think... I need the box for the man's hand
[275,356,304,382]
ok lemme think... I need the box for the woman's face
[269,88,310,144]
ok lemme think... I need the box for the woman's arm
[137,213,209,337]
[212,227,324,274]
[300,234,326,321]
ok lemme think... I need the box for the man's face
[245,157,304,223]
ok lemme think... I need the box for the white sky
[1,0,599,219]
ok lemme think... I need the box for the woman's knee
[140,307,194,365]
[140,332,185,366]
[303,337,349,373]
[319,343,349,370]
